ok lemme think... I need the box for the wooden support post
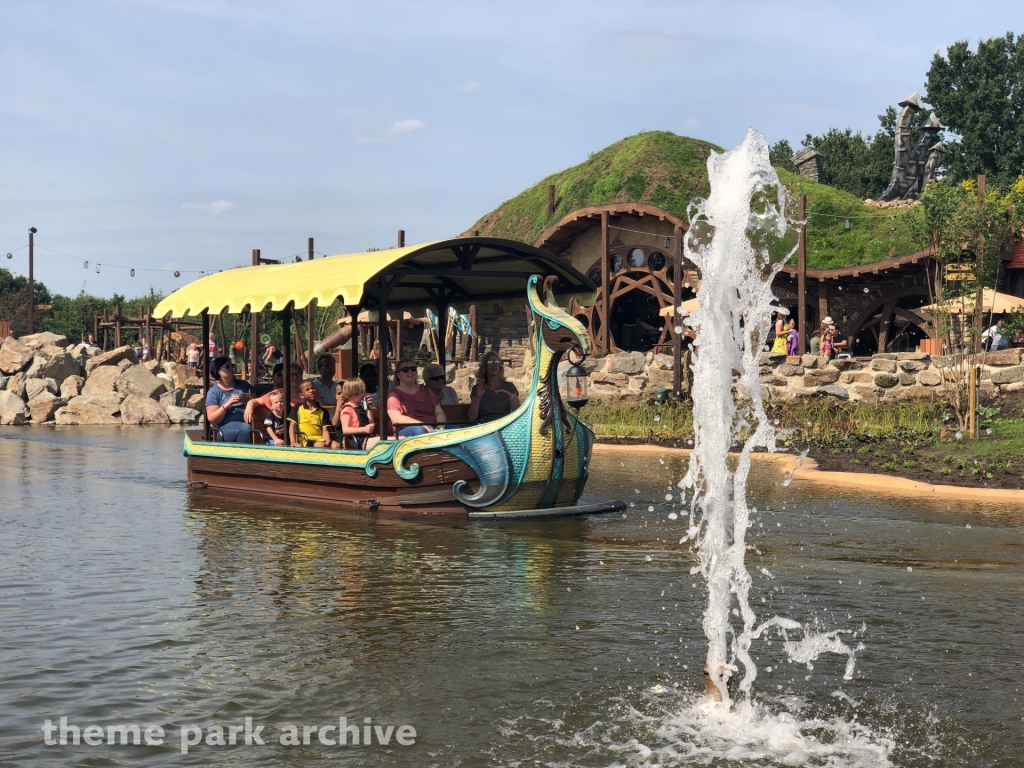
[377,278,390,441]
[600,210,610,354]
[817,279,828,333]
[394,314,403,362]
[436,301,448,375]
[93,314,99,346]
[968,364,977,439]
[397,229,405,248]
[672,224,683,396]
[217,309,228,361]
[307,237,315,372]
[797,194,807,356]
[27,228,34,335]
[348,306,360,379]
[282,304,292,446]
[249,249,259,384]
[469,304,479,362]
[201,310,210,441]
[114,305,122,348]
[547,184,555,216]
[974,365,982,440]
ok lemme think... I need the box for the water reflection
[1,430,1022,766]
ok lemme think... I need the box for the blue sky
[0,1,1017,298]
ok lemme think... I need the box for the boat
[154,237,626,519]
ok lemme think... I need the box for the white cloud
[389,119,425,134]
[181,200,236,214]
[458,80,481,93]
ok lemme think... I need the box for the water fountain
[670,129,886,761]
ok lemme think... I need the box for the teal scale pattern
[498,412,533,486]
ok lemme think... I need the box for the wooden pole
[377,278,390,441]
[968,363,977,439]
[600,210,610,354]
[114,305,122,348]
[436,301,448,374]
[394,314,403,362]
[817,279,828,333]
[348,306,360,379]
[217,309,228,361]
[250,249,259,384]
[469,304,479,362]
[282,304,292,446]
[974,174,986,354]
[797,194,807,355]
[201,310,210,441]
[547,184,555,216]
[397,230,405,248]
[307,237,315,372]
[27,228,35,335]
[672,224,683,396]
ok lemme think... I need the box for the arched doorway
[848,289,934,356]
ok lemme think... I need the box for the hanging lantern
[174,271,180,277]
[83,260,88,269]
[130,268,135,277]
[565,361,590,409]
[96,263,101,273]
[844,218,851,231]
[5,253,11,260]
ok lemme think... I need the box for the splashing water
[679,129,861,707]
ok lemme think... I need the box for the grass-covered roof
[463,131,926,270]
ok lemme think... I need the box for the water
[1,429,1022,766]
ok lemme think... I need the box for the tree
[926,33,1024,190]
[0,268,52,338]
[768,140,796,173]
[799,111,898,200]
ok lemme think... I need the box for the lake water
[1,428,1022,766]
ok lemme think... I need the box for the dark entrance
[610,285,663,352]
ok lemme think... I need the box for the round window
[610,254,623,273]
[627,248,645,268]
[649,251,666,271]
[588,268,601,286]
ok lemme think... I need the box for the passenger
[359,363,382,406]
[312,354,340,406]
[244,362,303,424]
[468,351,520,423]
[262,390,287,445]
[387,358,445,438]
[771,312,788,354]
[186,342,200,369]
[333,378,380,450]
[205,356,253,443]
[288,380,338,448]
[422,363,459,405]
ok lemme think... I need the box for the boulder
[839,371,873,385]
[25,377,59,400]
[850,384,881,401]
[871,358,897,373]
[144,360,161,372]
[905,385,938,399]
[115,364,167,400]
[898,371,917,386]
[0,390,29,424]
[120,394,171,425]
[55,393,126,425]
[19,331,68,349]
[874,352,898,360]
[800,355,821,369]
[917,368,942,387]
[0,373,6,390]
[60,375,85,399]
[82,365,122,395]
[27,347,80,384]
[874,373,899,389]
[898,360,927,372]
[160,388,184,407]
[592,371,628,387]
[84,345,138,375]
[979,348,1023,367]
[760,374,787,387]
[830,358,862,371]
[802,368,840,387]
[817,384,849,400]
[759,352,787,366]
[605,351,647,375]
[185,392,204,410]
[785,355,802,365]
[777,364,803,377]
[896,351,930,362]
[165,405,201,424]
[28,392,65,422]
[991,365,1024,385]
[0,337,33,374]
[4,372,27,399]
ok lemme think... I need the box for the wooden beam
[600,210,610,353]
[797,195,807,355]
[672,224,683,396]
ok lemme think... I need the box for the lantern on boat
[565,361,589,409]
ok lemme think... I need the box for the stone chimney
[792,147,823,183]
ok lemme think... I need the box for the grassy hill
[464,131,925,270]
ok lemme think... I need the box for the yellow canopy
[154,237,596,319]
[919,289,1024,315]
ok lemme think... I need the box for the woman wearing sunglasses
[204,356,253,443]
[386,359,446,438]
[468,351,520,423]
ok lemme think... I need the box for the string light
[96,263,101,273]
[83,260,88,269]
[130,268,135,277]
[5,253,11,260]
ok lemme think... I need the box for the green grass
[957,419,1024,461]
[464,131,926,269]
[583,399,693,440]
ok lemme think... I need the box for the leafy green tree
[925,33,1024,190]
[0,268,52,337]
[768,139,796,173]
[800,117,895,200]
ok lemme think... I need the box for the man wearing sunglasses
[421,363,459,406]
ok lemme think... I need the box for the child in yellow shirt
[287,380,339,448]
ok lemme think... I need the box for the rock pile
[0,333,202,427]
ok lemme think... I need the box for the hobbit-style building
[463,131,1024,359]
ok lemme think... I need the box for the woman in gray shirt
[468,351,520,423]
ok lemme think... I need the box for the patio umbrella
[919,288,1024,315]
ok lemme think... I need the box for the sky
[0,0,1017,299]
